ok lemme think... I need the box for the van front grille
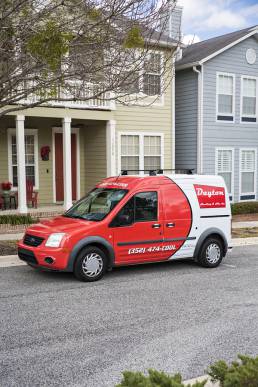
[24,234,44,247]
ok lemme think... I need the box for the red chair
[26,180,38,208]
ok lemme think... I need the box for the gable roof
[176,25,258,69]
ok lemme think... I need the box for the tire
[197,237,223,268]
[74,246,107,282]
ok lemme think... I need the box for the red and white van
[18,173,232,281]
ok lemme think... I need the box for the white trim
[216,72,235,123]
[118,131,165,175]
[215,147,234,202]
[177,28,258,70]
[240,75,258,124]
[106,120,116,176]
[7,128,39,191]
[239,147,257,201]
[52,126,80,203]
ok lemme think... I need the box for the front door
[55,133,77,202]
[111,190,167,265]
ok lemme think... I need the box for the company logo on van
[194,184,226,208]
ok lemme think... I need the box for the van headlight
[45,233,66,247]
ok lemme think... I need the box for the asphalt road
[1,246,258,387]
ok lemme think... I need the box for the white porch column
[106,120,116,176]
[16,115,27,214]
[62,117,72,210]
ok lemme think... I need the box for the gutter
[193,65,203,174]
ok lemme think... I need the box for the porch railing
[19,81,115,110]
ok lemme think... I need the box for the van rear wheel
[74,246,107,282]
[197,237,223,268]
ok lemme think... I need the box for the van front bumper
[18,244,72,271]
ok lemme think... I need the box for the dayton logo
[194,184,226,208]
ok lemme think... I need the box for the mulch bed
[0,241,18,256]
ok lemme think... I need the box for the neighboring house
[175,25,258,202]
[0,12,182,213]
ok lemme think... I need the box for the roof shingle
[176,25,258,68]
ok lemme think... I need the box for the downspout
[171,50,176,169]
[193,65,203,174]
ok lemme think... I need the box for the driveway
[0,246,258,386]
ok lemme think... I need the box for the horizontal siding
[175,69,198,171]
[84,123,107,193]
[203,35,258,201]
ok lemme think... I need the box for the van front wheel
[197,237,223,268]
[74,246,107,281]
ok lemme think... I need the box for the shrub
[0,215,38,225]
[208,354,258,387]
[116,369,206,387]
[231,201,258,215]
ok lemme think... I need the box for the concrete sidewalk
[0,233,23,241]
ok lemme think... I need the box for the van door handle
[166,223,175,228]
[152,223,161,229]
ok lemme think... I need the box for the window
[216,148,234,196]
[121,135,140,172]
[110,191,158,227]
[143,52,162,96]
[240,149,256,200]
[120,133,163,174]
[217,73,235,121]
[241,77,257,122]
[8,129,38,189]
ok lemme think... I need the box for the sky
[178,0,258,44]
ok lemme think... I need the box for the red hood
[25,216,94,237]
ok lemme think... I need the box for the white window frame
[7,128,39,190]
[118,132,164,175]
[240,75,258,124]
[216,72,235,123]
[142,51,164,97]
[215,147,234,201]
[239,148,257,201]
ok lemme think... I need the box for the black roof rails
[121,170,157,176]
[157,169,194,175]
[121,169,194,176]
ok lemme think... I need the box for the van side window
[109,191,157,227]
[135,192,157,222]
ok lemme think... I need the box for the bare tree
[0,0,178,117]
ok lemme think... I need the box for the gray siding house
[175,26,258,202]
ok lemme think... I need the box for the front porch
[0,113,116,214]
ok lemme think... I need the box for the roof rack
[121,169,194,176]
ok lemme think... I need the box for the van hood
[25,216,94,237]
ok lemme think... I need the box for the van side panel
[166,175,232,259]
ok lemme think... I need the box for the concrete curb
[0,254,25,268]
[231,237,258,246]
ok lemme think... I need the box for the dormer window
[216,73,235,122]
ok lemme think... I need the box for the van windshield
[63,188,128,221]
